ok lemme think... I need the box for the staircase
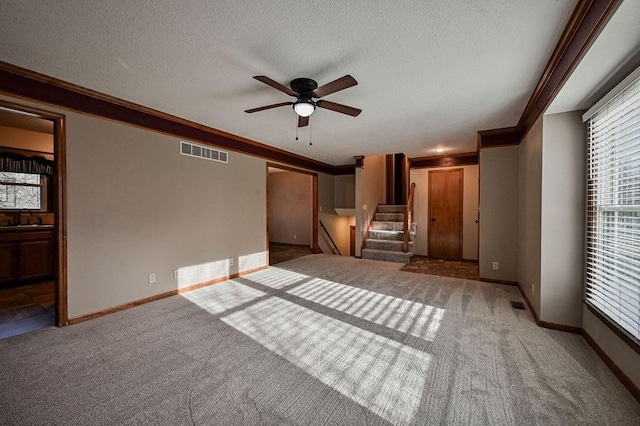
[362,205,416,263]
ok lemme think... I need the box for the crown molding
[410,152,478,169]
[478,0,621,148]
[333,164,357,175]
[477,127,523,149]
[353,155,365,168]
[0,61,353,176]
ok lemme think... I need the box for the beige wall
[317,172,334,216]
[334,174,355,208]
[355,155,386,257]
[517,112,585,328]
[540,111,585,327]
[0,125,53,152]
[479,145,519,281]
[537,111,638,387]
[583,306,640,389]
[268,171,312,246]
[1,94,268,319]
[411,165,479,260]
[518,116,543,312]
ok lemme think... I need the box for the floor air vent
[510,301,526,310]
[180,141,228,163]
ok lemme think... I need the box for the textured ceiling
[0,0,578,165]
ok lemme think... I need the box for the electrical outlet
[149,273,156,284]
[531,283,535,295]
[320,206,322,212]
[492,262,499,270]
[293,234,297,240]
[229,258,234,266]
[173,270,179,280]
[363,204,368,210]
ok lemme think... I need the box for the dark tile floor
[401,256,480,280]
[269,242,315,265]
[0,281,55,339]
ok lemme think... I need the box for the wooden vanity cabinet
[19,239,53,280]
[0,242,15,283]
[0,229,54,286]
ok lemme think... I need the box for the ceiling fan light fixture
[293,99,315,117]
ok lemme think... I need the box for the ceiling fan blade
[253,76,297,97]
[312,75,358,98]
[316,100,362,117]
[298,116,309,127]
[245,102,293,113]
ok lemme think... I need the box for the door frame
[0,99,68,326]
[265,163,319,264]
[428,168,463,260]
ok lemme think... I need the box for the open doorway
[266,163,318,265]
[403,164,479,279]
[0,100,66,338]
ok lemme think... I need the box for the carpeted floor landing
[0,254,638,425]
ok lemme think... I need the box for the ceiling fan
[245,75,362,127]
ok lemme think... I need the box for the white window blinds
[584,69,640,343]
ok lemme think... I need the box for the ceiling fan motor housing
[290,78,318,96]
[290,78,318,116]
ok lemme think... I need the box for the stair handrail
[319,220,342,255]
[403,182,416,253]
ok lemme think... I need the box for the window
[0,171,43,209]
[584,69,640,343]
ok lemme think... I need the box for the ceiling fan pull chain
[295,119,299,141]
[309,120,313,146]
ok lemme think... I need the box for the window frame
[583,66,640,352]
[0,171,45,211]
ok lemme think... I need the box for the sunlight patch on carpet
[222,297,431,425]
[288,278,445,341]
[180,281,266,315]
[243,267,310,289]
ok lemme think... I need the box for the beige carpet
[0,254,638,425]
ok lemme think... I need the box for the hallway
[269,242,314,265]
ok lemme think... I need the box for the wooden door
[428,169,463,260]
[350,226,355,256]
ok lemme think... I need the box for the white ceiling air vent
[180,141,228,164]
